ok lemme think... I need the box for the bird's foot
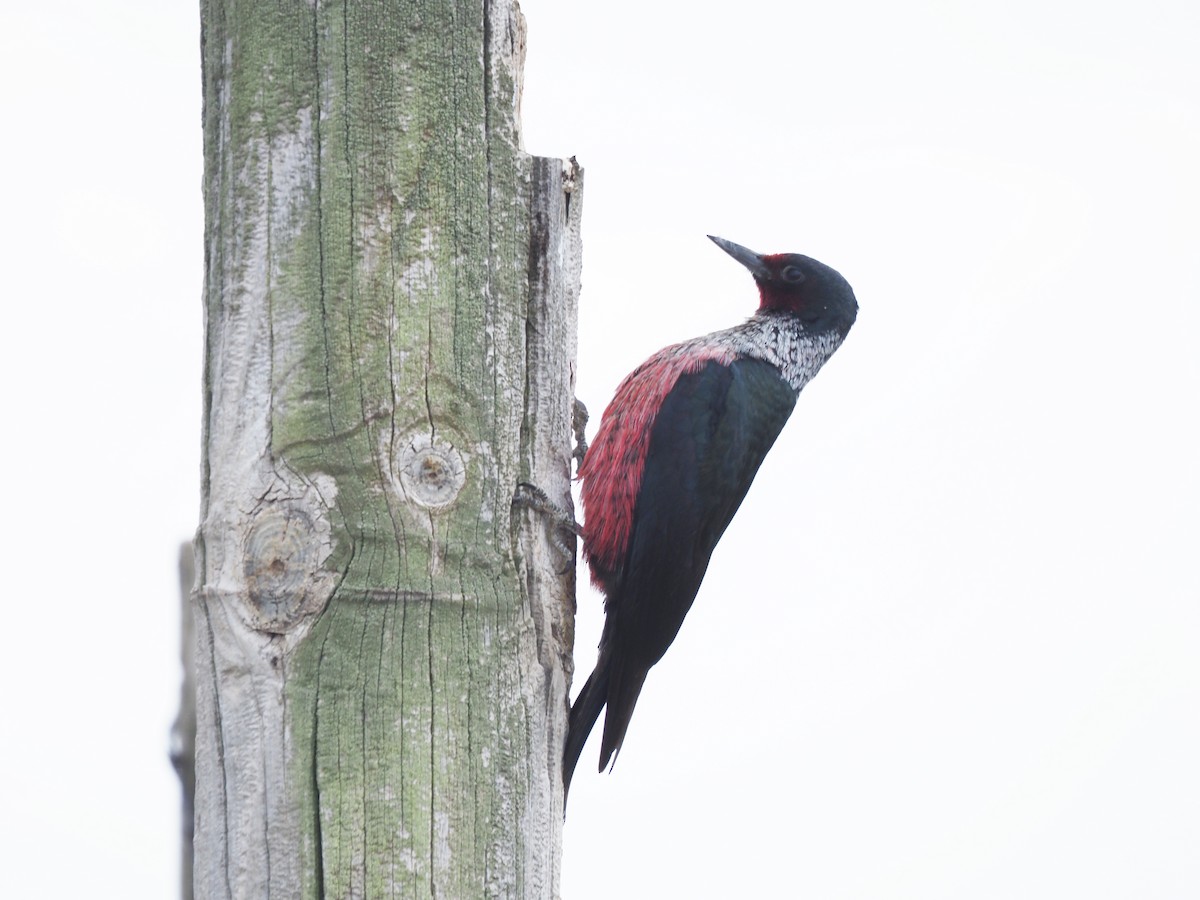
[572,398,589,475]
[513,482,582,559]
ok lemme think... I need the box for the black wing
[592,357,798,768]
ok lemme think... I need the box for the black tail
[563,661,609,801]
[563,650,653,804]
[597,661,647,774]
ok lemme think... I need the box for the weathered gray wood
[171,542,196,900]
[194,1,581,896]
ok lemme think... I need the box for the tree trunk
[194,1,581,896]
[172,543,196,900]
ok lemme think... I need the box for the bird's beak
[707,235,771,280]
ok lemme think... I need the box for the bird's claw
[513,482,581,559]
[572,398,589,475]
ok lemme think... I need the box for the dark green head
[709,235,858,337]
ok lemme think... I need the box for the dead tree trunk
[171,543,196,900]
[194,1,581,896]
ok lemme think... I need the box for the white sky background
[1,1,1197,897]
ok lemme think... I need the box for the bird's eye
[780,265,806,284]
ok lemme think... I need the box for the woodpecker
[563,235,858,796]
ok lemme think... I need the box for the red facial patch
[754,254,799,312]
[579,342,735,584]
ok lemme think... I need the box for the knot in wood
[396,434,466,510]
[243,503,319,631]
